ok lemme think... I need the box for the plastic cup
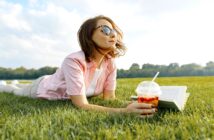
[137,96,159,107]
[135,81,162,107]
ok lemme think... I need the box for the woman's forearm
[79,103,127,114]
[70,95,127,113]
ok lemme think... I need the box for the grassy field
[0,76,214,139]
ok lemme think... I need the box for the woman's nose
[110,30,117,38]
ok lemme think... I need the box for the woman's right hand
[125,101,157,118]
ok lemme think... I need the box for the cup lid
[135,81,162,97]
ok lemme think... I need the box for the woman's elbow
[70,95,89,109]
[74,102,88,109]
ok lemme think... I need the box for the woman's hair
[78,15,126,62]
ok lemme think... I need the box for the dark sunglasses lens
[102,26,111,35]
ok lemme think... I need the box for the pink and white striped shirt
[36,51,117,100]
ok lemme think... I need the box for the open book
[131,86,190,111]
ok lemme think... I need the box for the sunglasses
[95,25,117,36]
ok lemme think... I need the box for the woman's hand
[125,101,157,118]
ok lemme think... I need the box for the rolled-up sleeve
[62,58,85,96]
[103,60,117,92]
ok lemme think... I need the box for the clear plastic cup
[135,81,162,107]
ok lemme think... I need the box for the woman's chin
[99,45,116,52]
[111,45,116,50]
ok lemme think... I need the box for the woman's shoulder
[62,51,87,69]
[66,51,85,60]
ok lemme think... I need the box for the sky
[0,0,214,70]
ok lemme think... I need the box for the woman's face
[92,19,117,51]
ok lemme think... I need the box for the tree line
[118,61,214,78]
[1,61,214,79]
[0,66,58,79]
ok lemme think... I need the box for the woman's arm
[70,95,156,116]
[70,95,125,113]
[103,90,116,100]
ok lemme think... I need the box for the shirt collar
[87,60,97,69]
[87,57,108,69]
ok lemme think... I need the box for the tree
[168,63,179,69]
[205,61,214,70]
[204,61,214,75]
[129,63,140,70]
[180,63,203,76]
[142,63,155,69]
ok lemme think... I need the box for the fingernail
[152,108,155,112]
[151,105,156,108]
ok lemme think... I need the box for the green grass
[0,76,214,139]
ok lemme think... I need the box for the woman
[0,15,156,118]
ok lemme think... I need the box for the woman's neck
[93,49,107,69]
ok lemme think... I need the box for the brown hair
[77,15,126,62]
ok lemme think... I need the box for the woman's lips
[109,40,116,43]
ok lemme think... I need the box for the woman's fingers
[126,102,157,117]
[137,102,153,109]
[130,102,153,109]
[136,108,156,115]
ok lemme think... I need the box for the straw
[151,71,160,82]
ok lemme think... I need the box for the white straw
[152,72,160,82]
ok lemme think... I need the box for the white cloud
[0,2,31,31]
[116,0,214,69]
[0,1,82,68]
[29,0,37,6]
[0,0,214,69]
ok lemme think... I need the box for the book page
[159,86,187,110]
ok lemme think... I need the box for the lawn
[0,77,214,139]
